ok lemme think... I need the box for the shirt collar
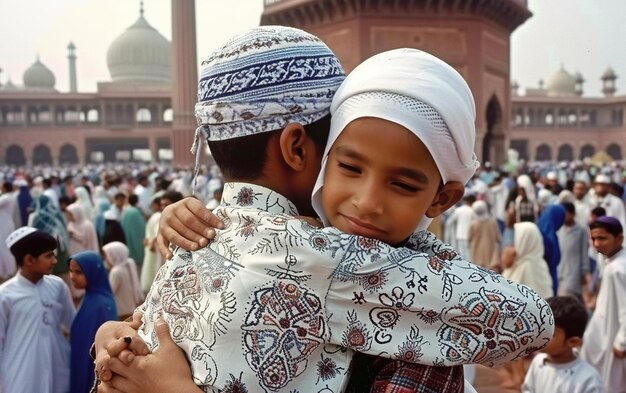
[221,182,299,216]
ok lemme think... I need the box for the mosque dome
[106,10,171,84]
[0,79,18,91]
[602,67,616,80]
[22,58,56,90]
[546,66,576,97]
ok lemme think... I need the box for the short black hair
[208,115,331,181]
[114,192,126,200]
[161,191,183,204]
[10,231,58,267]
[561,202,575,215]
[128,194,139,206]
[590,218,623,236]
[3,181,13,192]
[591,206,606,218]
[42,178,52,188]
[546,296,588,338]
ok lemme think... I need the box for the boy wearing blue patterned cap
[93,26,552,393]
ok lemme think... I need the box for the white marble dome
[23,58,56,90]
[106,13,171,84]
[546,66,576,97]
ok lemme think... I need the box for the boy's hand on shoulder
[157,197,224,259]
[94,313,149,382]
[105,316,201,393]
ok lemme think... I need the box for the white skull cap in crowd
[5,227,37,249]
[312,48,479,231]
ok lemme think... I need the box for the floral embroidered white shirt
[138,182,553,393]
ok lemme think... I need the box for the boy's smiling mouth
[340,214,386,239]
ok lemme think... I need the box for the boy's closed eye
[338,162,361,174]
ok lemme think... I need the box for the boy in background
[523,296,604,393]
[0,227,75,393]
[581,217,626,392]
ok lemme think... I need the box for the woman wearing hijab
[468,200,501,270]
[66,203,99,255]
[29,194,70,278]
[74,186,94,222]
[102,210,126,246]
[68,251,117,393]
[102,242,143,320]
[501,221,553,298]
[536,203,566,295]
[16,180,33,227]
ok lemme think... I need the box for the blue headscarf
[69,251,117,393]
[94,201,111,242]
[17,184,33,227]
[537,204,566,294]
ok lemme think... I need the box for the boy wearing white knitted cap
[1,227,75,393]
[94,28,552,393]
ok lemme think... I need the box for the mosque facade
[0,7,174,166]
[510,66,626,163]
[1,0,624,167]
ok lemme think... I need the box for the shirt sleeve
[612,266,626,352]
[58,280,76,331]
[0,292,8,356]
[520,356,539,393]
[326,231,554,368]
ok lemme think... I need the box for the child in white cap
[1,227,75,393]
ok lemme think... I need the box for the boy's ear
[566,336,583,348]
[278,123,309,171]
[425,181,465,218]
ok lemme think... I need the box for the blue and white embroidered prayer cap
[194,26,345,141]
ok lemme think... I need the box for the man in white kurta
[581,217,626,393]
[0,186,17,280]
[0,228,76,393]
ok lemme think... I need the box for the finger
[129,312,143,329]
[175,207,214,245]
[97,381,124,393]
[153,315,175,351]
[160,219,202,251]
[96,358,113,383]
[118,349,136,366]
[106,335,149,358]
[156,232,173,260]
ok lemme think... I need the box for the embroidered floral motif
[359,270,388,292]
[309,233,330,252]
[316,354,345,383]
[222,372,248,393]
[236,187,259,206]
[236,215,258,239]
[342,310,373,351]
[417,309,441,325]
[395,326,426,363]
[242,280,326,391]
[380,286,415,310]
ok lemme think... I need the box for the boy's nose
[352,183,383,215]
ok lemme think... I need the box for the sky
[0,0,625,97]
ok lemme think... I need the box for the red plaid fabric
[346,353,464,393]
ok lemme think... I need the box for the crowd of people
[0,24,624,393]
[0,163,224,392]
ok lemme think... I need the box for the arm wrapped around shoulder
[326,231,554,368]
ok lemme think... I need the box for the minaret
[170,0,198,165]
[68,42,77,92]
[601,67,617,97]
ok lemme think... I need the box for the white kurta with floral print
[138,183,553,393]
